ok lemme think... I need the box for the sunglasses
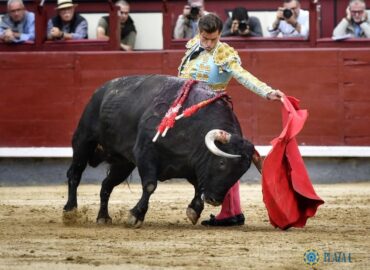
[350,10,365,14]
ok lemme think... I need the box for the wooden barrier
[0,48,369,147]
[1,1,370,148]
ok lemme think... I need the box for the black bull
[64,75,255,227]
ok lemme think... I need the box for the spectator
[174,0,208,39]
[268,0,309,39]
[333,0,370,38]
[222,7,263,37]
[47,0,88,40]
[0,0,35,43]
[178,13,284,226]
[97,0,136,51]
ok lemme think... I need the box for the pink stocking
[216,180,242,220]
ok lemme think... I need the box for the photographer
[221,7,262,37]
[268,0,309,39]
[333,0,370,38]
[174,0,207,39]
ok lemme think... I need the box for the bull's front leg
[127,180,157,228]
[186,188,204,225]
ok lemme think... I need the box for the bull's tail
[252,148,263,175]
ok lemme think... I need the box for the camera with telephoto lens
[238,20,248,32]
[283,8,293,19]
[190,6,200,18]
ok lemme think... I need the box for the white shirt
[268,9,309,39]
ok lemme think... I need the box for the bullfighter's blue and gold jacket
[178,36,275,98]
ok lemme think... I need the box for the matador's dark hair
[198,13,223,33]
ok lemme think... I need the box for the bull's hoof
[63,203,77,212]
[97,217,112,225]
[126,212,143,228]
[186,207,199,225]
[62,208,78,225]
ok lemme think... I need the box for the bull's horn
[205,129,241,158]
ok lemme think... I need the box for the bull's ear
[229,136,254,158]
[241,139,255,159]
[228,135,243,146]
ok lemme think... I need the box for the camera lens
[190,6,200,17]
[283,9,293,19]
[238,21,247,32]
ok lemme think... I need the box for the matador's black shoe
[201,214,245,227]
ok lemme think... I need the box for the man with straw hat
[47,0,88,40]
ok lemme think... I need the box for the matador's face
[199,30,220,51]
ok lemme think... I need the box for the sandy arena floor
[0,182,369,270]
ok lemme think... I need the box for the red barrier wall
[1,48,369,147]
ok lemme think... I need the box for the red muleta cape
[262,96,324,230]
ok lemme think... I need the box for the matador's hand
[267,90,285,102]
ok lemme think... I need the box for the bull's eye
[219,159,226,169]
